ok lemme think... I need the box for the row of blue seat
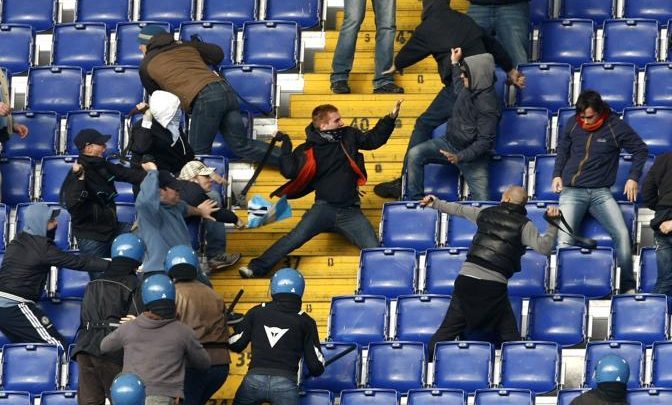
[532,0,672,25]
[0,391,75,405]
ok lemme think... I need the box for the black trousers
[0,302,66,348]
[76,353,122,405]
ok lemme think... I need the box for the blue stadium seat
[366,341,425,393]
[639,247,657,293]
[194,155,228,199]
[39,391,77,405]
[579,202,636,247]
[115,202,137,225]
[299,390,333,405]
[526,294,587,346]
[624,0,672,24]
[0,204,8,252]
[473,389,534,405]
[628,388,672,405]
[1,344,60,395]
[532,154,557,201]
[27,66,83,115]
[610,293,668,346]
[56,267,90,299]
[557,389,589,405]
[380,201,439,251]
[602,19,659,67]
[419,163,461,201]
[445,202,497,247]
[538,19,594,67]
[138,0,193,27]
[508,248,549,298]
[65,110,123,155]
[266,0,321,29]
[357,248,416,298]
[395,295,451,346]
[555,247,615,298]
[407,389,465,405]
[339,389,398,405]
[623,107,672,156]
[556,107,577,144]
[52,23,108,71]
[16,203,70,250]
[36,300,82,346]
[495,68,508,106]
[105,157,136,203]
[201,0,257,29]
[114,22,171,66]
[486,155,527,200]
[91,66,143,114]
[302,342,359,394]
[433,341,493,393]
[0,24,33,73]
[651,341,672,387]
[529,0,552,25]
[242,21,300,71]
[6,111,58,159]
[424,248,467,295]
[220,65,276,115]
[509,296,523,332]
[0,157,33,207]
[0,392,31,405]
[524,201,553,236]
[515,63,572,112]
[496,108,549,156]
[211,112,253,159]
[610,154,654,202]
[579,63,636,112]
[75,0,130,29]
[66,345,78,389]
[559,0,614,24]
[328,295,387,345]
[1,0,55,32]
[644,63,672,106]
[185,217,201,250]
[40,156,77,203]
[584,341,644,388]
[179,21,235,66]
[499,341,560,394]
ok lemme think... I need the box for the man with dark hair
[552,90,648,294]
[238,100,402,278]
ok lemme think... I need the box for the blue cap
[270,268,305,297]
[594,354,630,384]
[141,273,175,305]
[112,233,145,262]
[110,373,145,405]
[137,25,168,45]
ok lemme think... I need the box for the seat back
[179,21,235,66]
[1,344,60,395]
[644,63,672,106]
[0,392,31,405]
[266,0,321,29]
[579,202,636,247]
[0,24,33,73]
[242,21,299,71]
[420,163,461,201]
[557,389,589,405]
[65,110,123,155]
[36,299,82,346]
[328,295,387,345]
[56,267,91,299]
[639,247,657,293]
[138,0,193,27]
[628,388,672,405]
[579,62,636,112]
[445,202,497,247]
[473,388,534,405]
[395,295,451,346]
[115,202,137,225]
[105,157,135,203]
[555,247,615,298]
[623,107,672,156]
[610,154,654,202]
[610,293,669,346]
[559,0,614,24]
[380,201,439,251]
[299,390,333,405]
[602,19,659,67]
[7,111,58,159]
[40,156,77,203]
[508,248,549,298]
[357,248,416,298]
[433,341,493,393]
[424,248,467,295]
[556,107,577,144]
[40,391,77,405]
[202,0,257,29]
[302,342,359,393]
[27,66,83,115]
[1,0,55,31]
[91,66,143,114]
[539,19,594,67]
[0,204,8,252]
[500,341,560,394]
[366,341,425,393]
[624,0,672,23]
[339,389,398,405]
[527,294,587,346]
[407,389,465,405]
[487,155,527,200]
[52,23,107,71]
[532,154,557,201]
[496,108,549,157]
[114,22,171,65]
[75,0,130,28]
[0,157,33,207]
[529,0,552,25]
[584,340,644,388]
[515,63,572,111]
[220,65,275,115]
[651,341,672,387]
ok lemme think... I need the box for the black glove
[274,131,290,143]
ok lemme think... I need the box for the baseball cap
[178,161,216,180]
[137,25,168,45]
[74,129,111,150]
[158,171,180,190]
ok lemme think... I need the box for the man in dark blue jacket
[552,90,648,293]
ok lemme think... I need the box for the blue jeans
[248,201,379,275]
[184,364,229,405]
[558,187,635,291]
[233,374,299,405]
[654,233,672,296]
[78,221,132,280]
[468,2,530,67]
[406,137,489,201]
[331,0,396,88]
[189,81,281,164]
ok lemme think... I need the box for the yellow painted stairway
[212,0,469,401]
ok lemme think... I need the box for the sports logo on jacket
[264,325,289,348]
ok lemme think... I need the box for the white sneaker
[239,266,254,278]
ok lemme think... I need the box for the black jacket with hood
[642,152,672,233]
[570,383,628,405]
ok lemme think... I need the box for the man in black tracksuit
[238,100,403,278]
[0,203,109,348]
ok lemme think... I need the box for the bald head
[502,185,528,205]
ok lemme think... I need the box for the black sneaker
[374,177,402,199]
[373,83,405,94]
[331,81,351,94]
[209,252,242,273]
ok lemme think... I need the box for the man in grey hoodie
[405,49,500,201]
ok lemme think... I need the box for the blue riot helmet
[165,245,199,280]
[141,273,175,305]
[270,268,305,297]
[111,233,146,262]
[110,372,145,405]
[594,354,630,384]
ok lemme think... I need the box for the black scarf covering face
[318,127,347,143]
[78,155,118,205]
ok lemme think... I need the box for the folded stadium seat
[380,201,440,251]
[602,19,659,67]
[623,107,672,156]
[526,294,587,346]
[424,248,467,295]
[0,157,33,207]
[0,392,31,405]
[339,389,398,405]
[201,0,257,29]
[16,202,71,251]
[500,341,560,394]
[555,247,615,298]
[75,0,130,30]
[301,342,359,394]
[624,0,672,25]
[394,295,451,347]
[185,217,202,250]
[509,295,524,331]
[628,388,672,405]
[433,341,493,394]
[494,68,508,105]
[473,388,534,405]
[210,112,253,159]
[416,162,461,201]
[52,23,108,72]
[219,65,276,115]
[194,155,228,200]
[638,247,657,293]
[242,21,300,71]
[584,340,644,388]
[105,157,136,203]
[115,202,137,226]
[65,110,123,156]
[39,391,77,405]
[66,348,79,389]
[556,389,589,405]
[644,63,672,105]
[138,0,194,27]
[0,24,33,73]
[0,0,55,32]
[610,154,654,203]
[6,111,58,159]
[366,341,425,394]
[556,106,577,141]
[114,22,171,66]
[328,295,388,346]
[36,299,82,346]
[515,63,572,112]
[529,0,552,26]
[27,66,84,115]
[609,293,669,346]
[0,204,7,252]
[531,154,558,201]
[651,341,672,387]
[266,0,321,29]
[508,248,549,298]
[299,390,333,405]
[558,0,614,24]
[1,344,60,396]
[579,62,636,112]
[445,202,497,247]
[39,156,78,203]
[407,389,465,405]
[578,202,636,248]
[357,248,417,298]
[496,107,550,157]
[90,66,143,114]
[179,21,235,66]
[538,19,594,67]
[56,266,91,300]
[486,155,527,201]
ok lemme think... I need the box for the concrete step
[335,10,421,31]
[289,94,432,117]
[313,51,435,74]
[302,72,443,94]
